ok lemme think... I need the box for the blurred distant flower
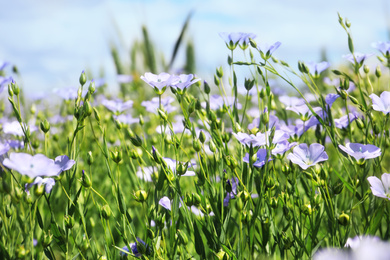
[338,143,381,161]
[0,76,13,93]
[219,32,242,50]
[372,41,390,55]
[162,157,195,176]
[334,112,359,129]
[25,177,56,194]
[315,235,390,260]
[243,148,272,167]
[202,95,242,110]
[114,114,139,125]
[279,95,305,107]
[286,104,310,116]
[343,52,373,64]
[136,166,154,182]
[117,74,133,83]
[0,61,10,71]
[140,72,174,94]
[0,142,10,156]
[367,173,390,201]
[306,61,330,76]
[54,86,78,100]
[102,99,133,113]
[141,97,177,114]
[369,91,390,114]
[323,77,340,86]
[121,238,147,258]
[345,235,380,249]
[170,74,200,91]
[257,41,281,59]
[3,121,38,137]
[287,143,328,170]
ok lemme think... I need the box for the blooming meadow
[1,14,390,259]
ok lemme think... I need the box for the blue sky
[0,0,388,95]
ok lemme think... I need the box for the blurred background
[0,0,389,95]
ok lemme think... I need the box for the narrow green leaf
[37,207,44,230]
[194,220,206,258]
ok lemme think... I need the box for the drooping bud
[40,119,51,134]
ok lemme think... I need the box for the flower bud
[199,131,206,144]
[93,107,101,122]
[110,149,122,164]
[88,80,95,94]
[8,84,13,97]
[349,95,359,105]
[338,212,350,226]
[139,115,144,126]
[204,80,211,94]
[177,229,188,245]
[100,205,111,219]
[64,215,75,229]
[81,170,92,188]
[152,146,162,164]
[363,65,370,74]
[301,203,312,215]
[193,138,202,152]
[158,109,168,121]
[214,75,220,86]
[209,141,217,152]
[79,70,87,86]
[40,119,50,134]
[42,231,53,248]
[87,151,94,165]
[216,66,223,78]
[83,101,92,117]
[133,190,148,203]
[130,134,143,147]
[34,184,45,196]
[375,65,382,78]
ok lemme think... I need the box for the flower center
[30,164,34,168]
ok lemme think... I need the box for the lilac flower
[117,74,133,83]
[338,143,381,161]
[170,74,200,91]
[304,107,327,130]
[121,238,147,258]
[306,61,330,76]
[54,155,76,172]
[0,142,10,156]
[219,32,243,50]
[3,121,38,137]
[102,99,133,113]
[334,113,359,129]
[159,196,172,210]
[287,143,328,170]
[25,177,56,194]
[239,33,256,48]
[5,140,24,149]
[272,141,297,155]
[141,97,177,114]
[233,132,264,147]
[367,173,390,200]
[140,72,174,93]
[325,93,340,106]
[323,77,340,86]
[257,41,281,58]
[369,91,390,114]
[372,41,390,55]
[114,114,139,125]
[243,149,271,167]
[3,153,75,178]
[343,52,373,64]
[279,95,306,107]
[49,115,73,125]
[224,177,239,207]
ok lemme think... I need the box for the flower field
[1,14,390,259]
